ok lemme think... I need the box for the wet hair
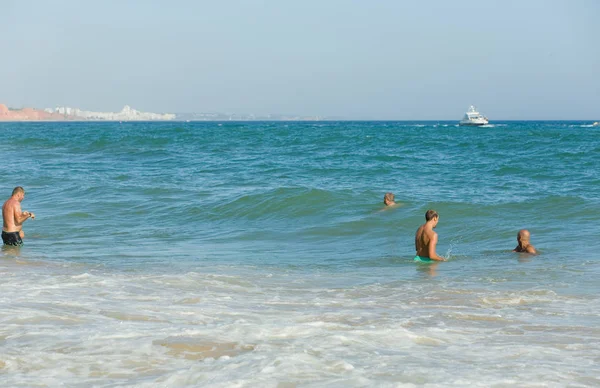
[384,192,395,204]
[12,186,25,196]
[425,209,438,221]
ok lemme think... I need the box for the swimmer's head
[12,186,25,201]
[383,192,395,206]
[425,210,439,226]
[517,229,531,243]
[425,209,438,221]
[12,186,25,196]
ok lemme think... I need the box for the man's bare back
[414,210,445,261]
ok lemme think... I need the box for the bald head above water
[518,229,530,240]
[514,229,537,254]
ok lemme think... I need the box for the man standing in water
[2,186,35,246]
[414,210,446,262]
[513,229,537,254]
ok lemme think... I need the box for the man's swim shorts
[2,231,23,246]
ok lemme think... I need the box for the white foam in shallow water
[1,258,599,387]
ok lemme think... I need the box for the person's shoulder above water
[513,229,537,254]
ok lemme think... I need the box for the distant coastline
[0,103,329,122]
[0,104,175,121]
[0,104,597,122]
[0,102,338,122]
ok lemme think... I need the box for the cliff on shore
[0,104,71,121]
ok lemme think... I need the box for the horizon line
[1,118,598,123]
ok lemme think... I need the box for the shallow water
[1,121,599,386]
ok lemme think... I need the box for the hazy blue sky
[1,0,598,119]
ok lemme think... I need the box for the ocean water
[0,121,599,387]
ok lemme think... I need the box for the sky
[1,0,598,119]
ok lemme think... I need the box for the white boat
[459,105,489,126]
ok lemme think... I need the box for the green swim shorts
[414,255,433,262]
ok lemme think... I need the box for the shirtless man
[2,186,35,246]
[513,229,537,254]
[414,210,446,262]
[383,192,396,206]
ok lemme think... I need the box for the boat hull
[459,121,489,126]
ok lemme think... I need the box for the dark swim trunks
[2,231,23,246]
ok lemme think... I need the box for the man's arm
[13,205,32,225]
[415,231,418,252]
[428,232,446,261]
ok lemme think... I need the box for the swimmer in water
[414,210,446,262]
[513,229,537,254]
[383,192,396,207]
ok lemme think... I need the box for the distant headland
[0,104,175,121]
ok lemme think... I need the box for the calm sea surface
[1,121,599,387]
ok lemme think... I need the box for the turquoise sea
[1,121,599,387]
